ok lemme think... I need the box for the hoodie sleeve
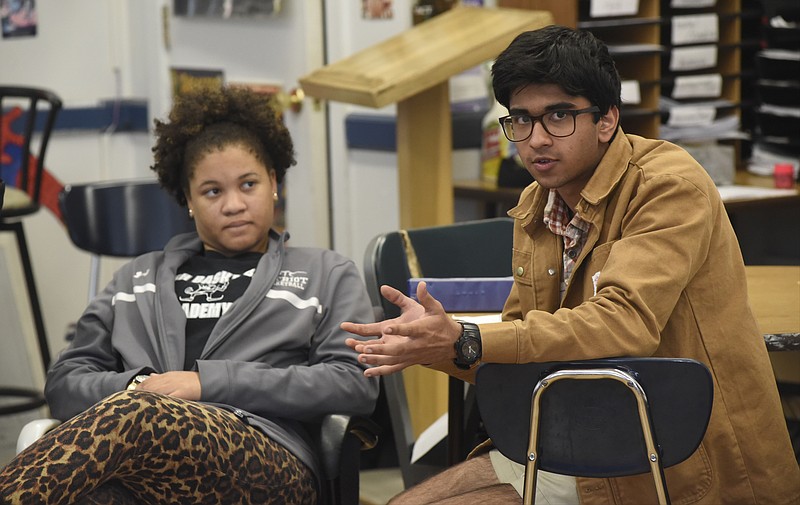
[44,262,155,421]
[197,257,379,422]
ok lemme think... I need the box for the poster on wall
[173,0,282,18]
[362,0,393,19]
[170,67,225,100]
[1,0,37,38]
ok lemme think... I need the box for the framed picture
[1,0,37,39]
[173,0,282,19]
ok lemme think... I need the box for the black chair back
[0,87,63,374]
[0,86,62,218]
[363,217,514,488]
[59,179,195,258]
[365,217,514,319]
[476,357,713,502]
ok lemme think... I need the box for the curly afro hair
[151,86,296,207]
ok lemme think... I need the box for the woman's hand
[137,371,202,401]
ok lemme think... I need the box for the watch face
[461,340,479,361]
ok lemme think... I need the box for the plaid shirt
[543,190,591,301]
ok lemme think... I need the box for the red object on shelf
[773,163,795,189]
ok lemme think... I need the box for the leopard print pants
[0,390,317,504]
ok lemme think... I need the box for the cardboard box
[408,277,513,312]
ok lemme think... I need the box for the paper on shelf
[670,44,718,71]
[410,412,449,464]
[672,74,722,99]
[590,0,639,18]
[672,14,719,46]
[621,80,641,105]
[410,313,502,465]
[717,185,797,202]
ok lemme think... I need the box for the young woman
[0,86,379,504]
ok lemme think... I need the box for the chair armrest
[17,418,61,454]
[316,413,381,505]
[318,413,381,480]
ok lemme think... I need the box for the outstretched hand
[342,281,462,378]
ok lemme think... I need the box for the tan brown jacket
[436,132,800,504]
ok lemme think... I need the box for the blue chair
[59,179,195,301]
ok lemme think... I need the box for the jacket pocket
[512,247,533,287]
[512,247,535,311]
[612,442,713,504]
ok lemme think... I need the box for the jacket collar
[508,129,633,224]
[163,227,288,256]
[577,130,632,209]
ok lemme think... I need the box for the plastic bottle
[480,98,508,183]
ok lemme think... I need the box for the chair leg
[523,378,546,505]
[6,222,51,373]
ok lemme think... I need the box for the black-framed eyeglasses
[498,106,601,142]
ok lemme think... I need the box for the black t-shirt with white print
[175,250,261,370]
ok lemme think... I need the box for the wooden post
[396,82,453,228]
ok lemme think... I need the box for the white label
[670,45,718,71]
[672,14,719,45]
[671,0,716,7]
[672,74,723,99]
[620,80,641,104]
[590,0,639,17]
[668,106,716,126]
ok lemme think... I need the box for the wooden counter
[745,265,800,339]
[747,266,800,385]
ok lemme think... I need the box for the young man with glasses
[343,25,800,504]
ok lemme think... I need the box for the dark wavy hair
[151,86,295,207]
[492,25,621,116]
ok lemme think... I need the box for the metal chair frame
[476,357,714,505]
[525,367,668,505]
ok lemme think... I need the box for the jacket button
[516,266,524,276]
[547,268,556,276]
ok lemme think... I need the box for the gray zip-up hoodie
[45,229,379,480]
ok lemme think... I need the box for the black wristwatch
[454,321,482,370]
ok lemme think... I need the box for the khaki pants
[490,449,580,504]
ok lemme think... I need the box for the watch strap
[454,321,482,370]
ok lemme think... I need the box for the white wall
[0,0,159,462]
[323,5,488,261]
[324,6,410,260]
[1,1,160,369]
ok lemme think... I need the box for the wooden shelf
[300,7,551,109]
